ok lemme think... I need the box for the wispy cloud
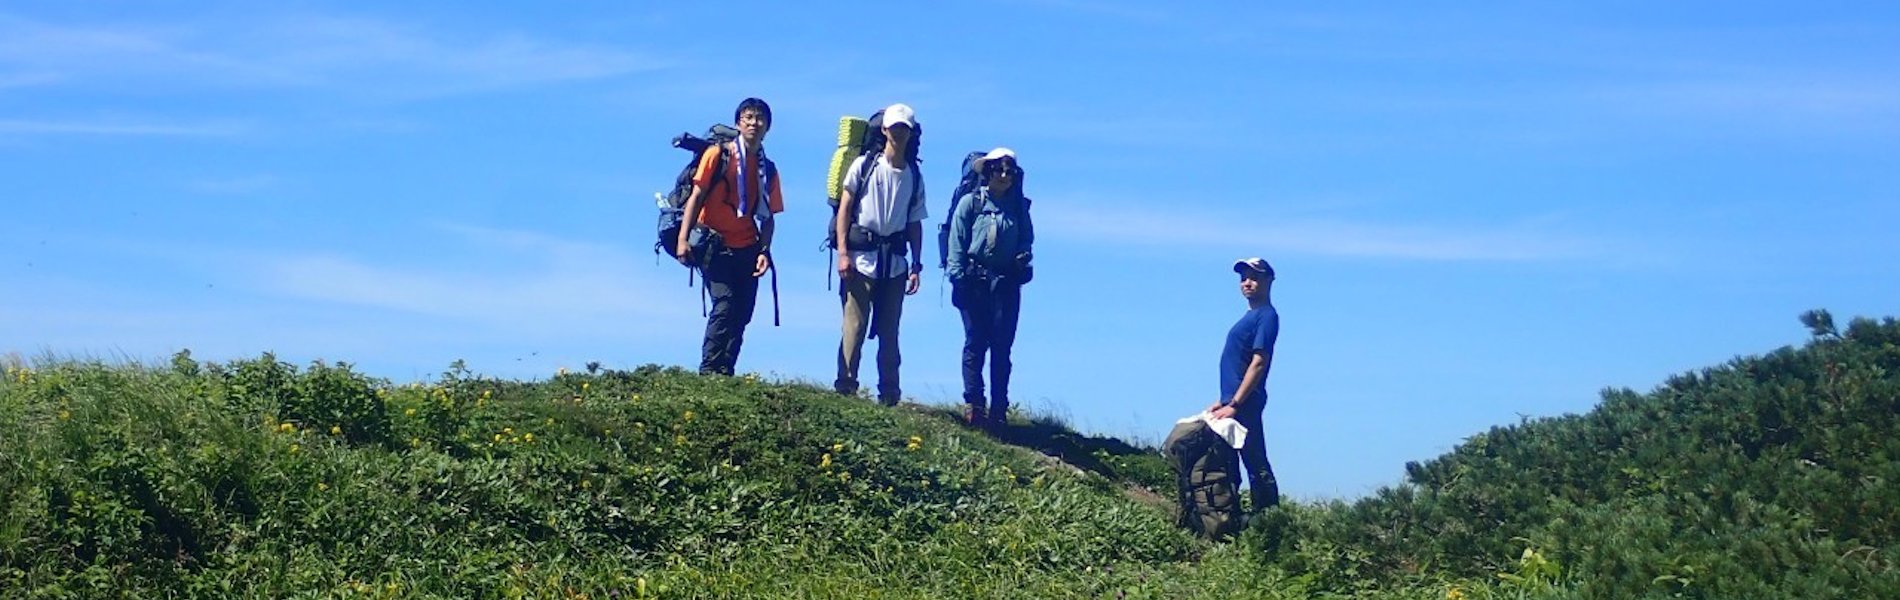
[0,118,247,137]
[254,224,690,329]
[1590,76,1900,124]
[0,13,670,98]
[1038,198,1604,262]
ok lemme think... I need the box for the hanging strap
[767,251,781,327]
[699,267,710,318]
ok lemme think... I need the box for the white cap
[975,147,1017,170]
[882,103,916,129]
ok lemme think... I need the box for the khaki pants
[835,275,906,402]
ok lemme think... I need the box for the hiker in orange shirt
[674,97,785,376]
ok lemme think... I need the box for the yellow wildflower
[819,454,832,469]
[581,479,592,489]
[631,394,641,402]
[831,443,844,453]
[494,433,503,443]
[581,382,590,392]
[504,427,514,435]
[278,423,296,434]
[907,435,923,451]
[839,472,851,483]
[317,482,329,492]
[289,444,300,454]
[674,434,686,446]
[410,438,421,448]
[404,408,416,417]
[57,410,70,421]
[523,433,534,443]
[602,428,612,436]
[482,390,492,399]
[683,410,695,422]
[1447,587,1466,600]
[329,425,342,436]
[546,417,556,425]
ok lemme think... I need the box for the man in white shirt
[833,103,926,405]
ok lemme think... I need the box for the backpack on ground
[821,109,922,287]
[1163,418,1245,539]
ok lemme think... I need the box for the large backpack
[1163,419,1245,539]
[935,150,992,271]
[822,109,922,285]
[657,124,739,261]
[654,123,781,325]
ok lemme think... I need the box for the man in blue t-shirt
[1205,256,1281,511]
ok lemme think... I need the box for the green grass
[19,323,1888,599]
[3,354,1345,599]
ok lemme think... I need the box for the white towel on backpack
[1175,412,1249,450]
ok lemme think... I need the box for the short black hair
[735,97,772,127]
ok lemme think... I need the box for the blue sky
[4,2,1897,498]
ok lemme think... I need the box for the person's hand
[675,239,694,267]
[905,273,921,295]
[1210,405,1238,421]
[1018,265,1034,285]
[752,252,771,277]
[836,255,853,281]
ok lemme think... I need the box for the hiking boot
[963,403,987,428]
[832,379,859,396]
[878,393,901,407]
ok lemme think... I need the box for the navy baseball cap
[1232,257,1275,278]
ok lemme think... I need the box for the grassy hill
[3,311,1896,598]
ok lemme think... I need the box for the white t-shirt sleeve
[841,155,868,196]
[907,172,928,223]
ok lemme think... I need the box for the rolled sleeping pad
[827,116,869,204]
[837,115,868,148]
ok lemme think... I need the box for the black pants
[1232,401,1280,511]
[956,276,1021,417]
[699,244,761,376]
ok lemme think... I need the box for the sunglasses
[984,160,1018,175]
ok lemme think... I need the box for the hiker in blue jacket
[947,147,1034,430]
[1207,257,1281,511]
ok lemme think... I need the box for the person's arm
[904,173,926,294]
[676,147,721,265]
[946,193,976,281]
[754,166,784,277]
[1019,198,1034,254]
[1210,351,1269,419]
[1017,197,1035,282]
[904,220,924,295]
[835,157,863,280]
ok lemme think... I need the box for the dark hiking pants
[956,275,1021,420]
[699,243,761,376]
[1233,401,1279,511]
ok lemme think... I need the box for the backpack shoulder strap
[702,142,730,189]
